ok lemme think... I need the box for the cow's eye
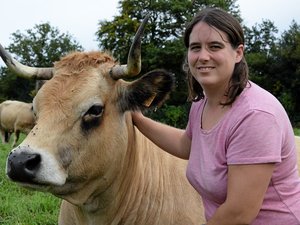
[82,104,104,131]
[86,105,103,116]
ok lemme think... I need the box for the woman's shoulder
[190,98,206,112]
[188,99,206,124]
[235,81,285,115]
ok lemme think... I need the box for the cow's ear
[118,69,175,112]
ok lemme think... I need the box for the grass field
[0,135,60,225]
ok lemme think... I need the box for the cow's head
[1,16,174,205]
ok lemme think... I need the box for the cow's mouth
[17,181,51,192]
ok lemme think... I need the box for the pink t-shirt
[186,81,300,224]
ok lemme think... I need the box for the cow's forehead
[33,53,117,117]
[40,71,110,104]
[54,51,115,73]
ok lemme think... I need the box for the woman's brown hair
[183,7,249,105]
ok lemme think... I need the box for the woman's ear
[235,44,244,63]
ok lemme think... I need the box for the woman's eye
[190,46,201,52]
[209,44,223,50]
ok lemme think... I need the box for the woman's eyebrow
[189,42,201,47]
[189,41,225,47]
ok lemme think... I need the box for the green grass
[295,128,300,136]
[0,134,60,225]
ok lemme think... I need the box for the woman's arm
[131,111,191,159]
[207,163,275,225]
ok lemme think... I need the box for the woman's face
[188,22,243,91]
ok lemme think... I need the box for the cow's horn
[0,43,54,80]
[110,14,150,79]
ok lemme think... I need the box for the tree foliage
[245,20,300,124]
[0,23,82,102]
[273,22,300,123]
[244,20,279,89]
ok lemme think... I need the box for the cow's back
[0,101,16,131]
[0,100,34,133]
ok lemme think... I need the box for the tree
[243,20,279,89]
[0,23,83,102]
[244,20,300,125]
[273,21,300,124]
[95,0,240,126]
[244,20,278,54]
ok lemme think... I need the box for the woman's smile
[196,65,215,72]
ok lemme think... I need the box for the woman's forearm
[206,202,254,225]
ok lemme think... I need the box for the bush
[146,103,191,128]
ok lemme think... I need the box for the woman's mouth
[197,66,214,72]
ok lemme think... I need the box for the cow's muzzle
[6,150,41,183]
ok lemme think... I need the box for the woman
[132,8,300,224]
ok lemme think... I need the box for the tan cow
[0,100,35,147]
[2,16,205,225]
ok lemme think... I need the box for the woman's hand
[131,110,144,126]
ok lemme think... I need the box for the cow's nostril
[25,154,41,171]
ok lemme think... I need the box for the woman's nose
[197,48,210,61]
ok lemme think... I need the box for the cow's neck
[63,116,174,224]
[107,122,168,223]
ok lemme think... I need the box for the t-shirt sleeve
[185,102,200,140]
[186,115,192,140]
[226,109,282,164]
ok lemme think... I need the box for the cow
[1,15,205,225]
[0,100,35,147]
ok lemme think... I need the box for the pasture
[0,134,59,225]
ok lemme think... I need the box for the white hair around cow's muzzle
[6,146,67,187]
